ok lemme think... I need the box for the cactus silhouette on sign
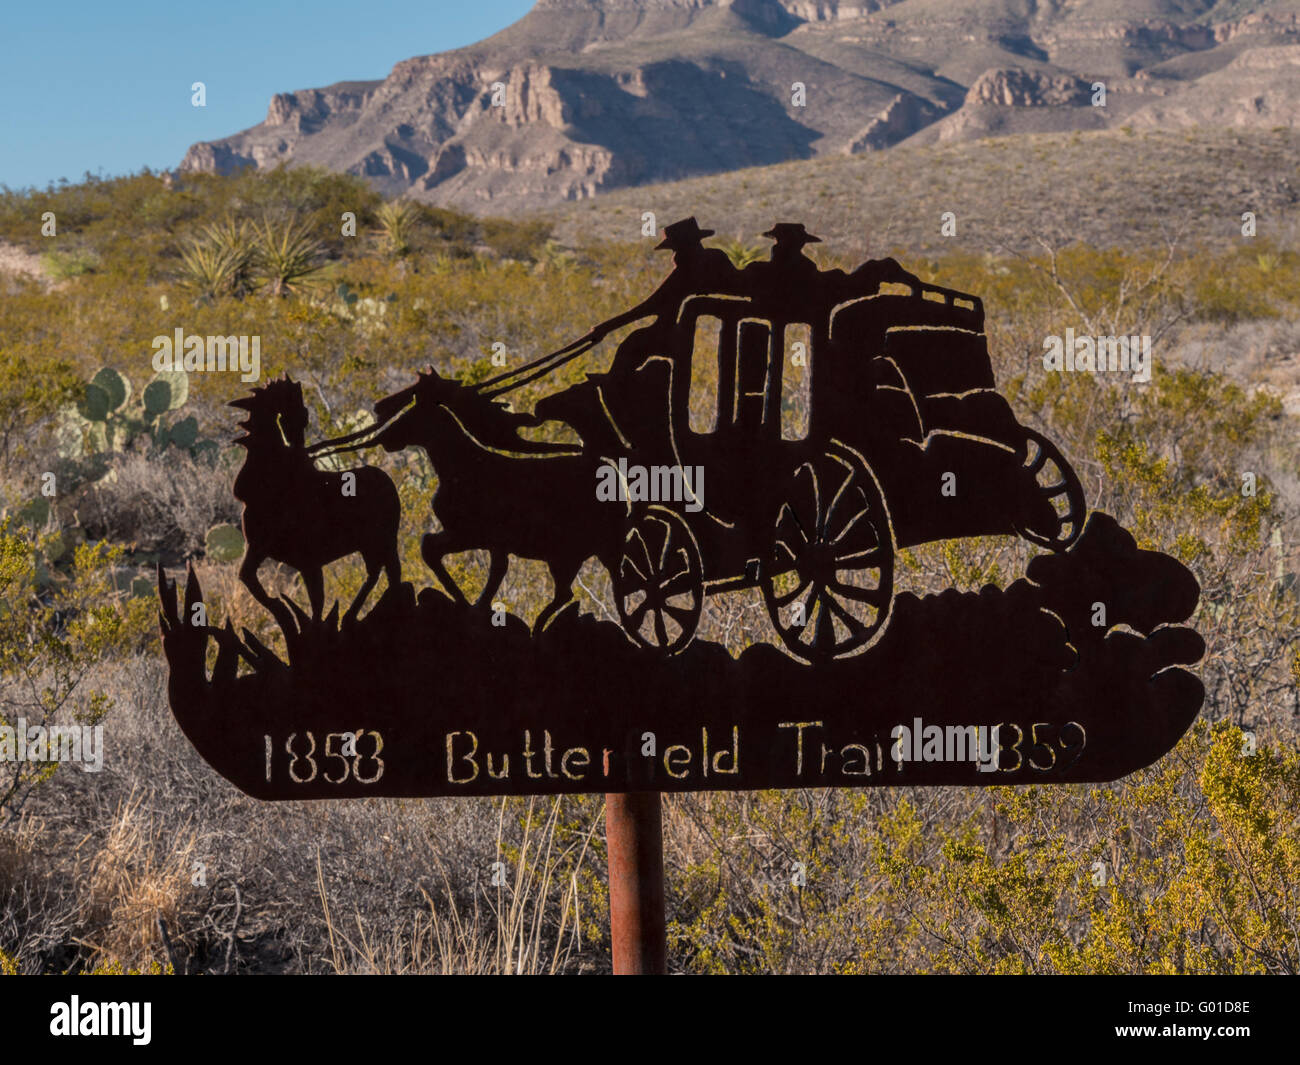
[159,218,1203,798]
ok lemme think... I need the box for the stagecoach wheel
[614,505,704,656]
[763,445,894,665]
[1014,428,1086,551]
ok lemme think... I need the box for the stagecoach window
[781,323,811,442]
[689,315,722,434]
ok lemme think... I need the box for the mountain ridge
[178,0,1300,209]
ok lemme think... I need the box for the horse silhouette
[339,367,623,633]
[230,375,401,625]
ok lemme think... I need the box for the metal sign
[158,218,1204,799]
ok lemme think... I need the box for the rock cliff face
[178,0,1300,210]
[965,69,1092,108]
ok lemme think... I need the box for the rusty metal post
[605,791,667,974]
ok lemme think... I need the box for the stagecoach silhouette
[301,226,1086,665]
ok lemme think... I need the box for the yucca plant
[252,213,324,296]
[716,236,766,269]
[177,240,244,302]
[177,216,254,300]
[202,216,255,292]
[375,200,419,257]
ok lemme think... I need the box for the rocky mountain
[179,0,1300,210]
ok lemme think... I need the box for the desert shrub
[41,246,100,280]
[178,240,245,302]
[657,724,1300,974]
[79,789,203,970]
[1195,275,1281,323]
[715,236,765,268]
[480,217,553,262]
[231,165,381,252]
[0,525,153,822]
[134,187,203,233]
[1191,239,1300,323]
[0,167,382,292]
[75,449,240,558]
[0,342,77,473]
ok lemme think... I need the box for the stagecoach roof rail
[678,286,983,320]
[827,281,985,334]
[892,280,983,316]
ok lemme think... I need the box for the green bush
[41,247,100,280]
[0,524,151,822]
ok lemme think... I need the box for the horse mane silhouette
[231,374,401,626]
[323,366,622,633]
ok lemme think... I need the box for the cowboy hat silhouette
[656,217,716,250]
[762,223,821,246]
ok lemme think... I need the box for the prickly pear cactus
[143,368,188,417]
[58,366,216,461]
[204,523,246,563]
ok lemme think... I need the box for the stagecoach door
[732,320,775,437]
[681,301,782,443]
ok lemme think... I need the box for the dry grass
[76,448,240,559]
[0,787,204,973]
[0,814,39,897]
[320,796,601,975]
[76,788,201,970]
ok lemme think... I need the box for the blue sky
[0,0,534,191]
